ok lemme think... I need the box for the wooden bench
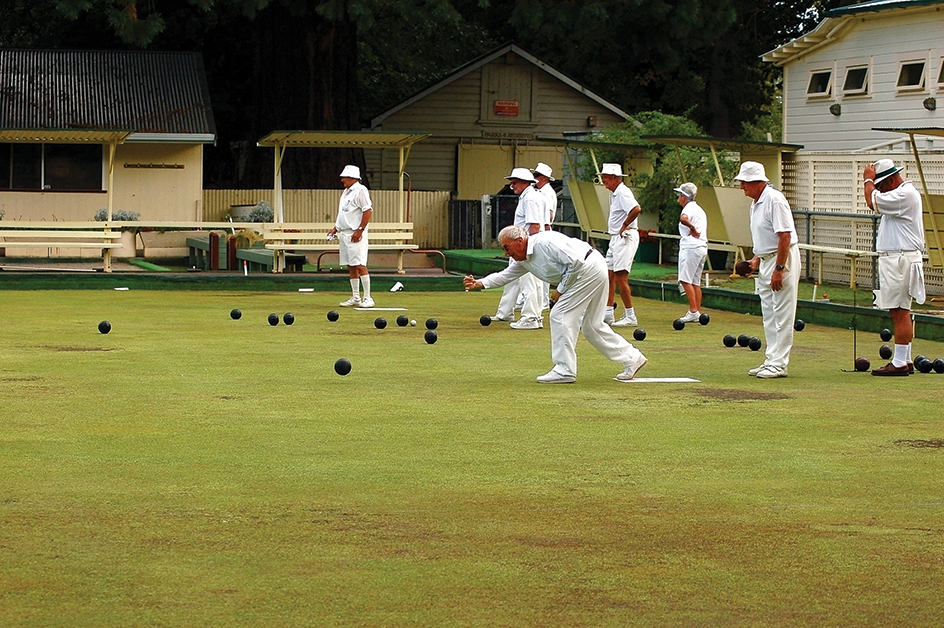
[186,234,231,270]
[235,246,307,273]
[262,222,418,273]
[0,223,125,271]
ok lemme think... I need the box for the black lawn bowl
[737,334,751,347]
[425,318,438,330]
[98,320,111,334]
[699,313,710,326]
[672,319,685,331]
[374,317,387,329]
[879,344,892,360]
[932,358,944,374]
[230,309,242,320]
[334,358,352,376]
[424,330,438,344]
[854,356,870,372]
[283,313,295,325]
[480,315,492,327]
[633,328,647,341]
[723,334,737,348]
[327,310,340,322]
[268,313,279,326]
[748,337,762,352]
[397,315,409,327]
[794,319,805,332]
[880,328,893,342]
[916,358,933,374]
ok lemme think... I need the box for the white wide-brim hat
[505,167,536,183]
[873,159,903,184]
[532,162,555,181]
[733,161,769,183]
[673,182,697,199]
[598,163,626,178]
[339,165,361,180]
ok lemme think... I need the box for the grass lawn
[2,288,943,627]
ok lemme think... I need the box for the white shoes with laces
[536,370,576,384]
[616,354,648,381]
[510,317,543,330]
[339,296,361,307]
[756,365,787,379]
[360,297,375,308]
[611,313,637,327]
[678,310,701,324]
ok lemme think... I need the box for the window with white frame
[842,65,869,96]
[897,60,926,91]
[807,70,833,97]
[938,57,944,88]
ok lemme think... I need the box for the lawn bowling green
[3,289,944,627]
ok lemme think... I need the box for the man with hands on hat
[864,159,926,376]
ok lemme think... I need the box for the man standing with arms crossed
[599,163,639,327]
[489,168,546,329]
[734,161,800,379]
[329,165,374,308]
[865,159,926,376]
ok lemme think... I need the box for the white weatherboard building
[763,0,944,294]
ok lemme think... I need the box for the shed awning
[872,127,944,138]
[0,129,133,144]
[640,135,803,155]
[257,131,429,148]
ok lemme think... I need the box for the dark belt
[584,249,593,260]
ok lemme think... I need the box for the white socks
[893,343,909,367]
[361,274,371,300]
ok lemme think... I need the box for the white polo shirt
[480,231,595,296]
[335,181,372,231]
[607,183,639,235]
[679,201,708,249]
[873,180,925,252]
[749,185,796,256]
[513,185,545,229]
[538,182,557,226]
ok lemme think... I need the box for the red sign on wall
[493,100,520,117]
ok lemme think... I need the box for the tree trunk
[238,2,366,190]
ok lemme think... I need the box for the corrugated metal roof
[0,49,216,138]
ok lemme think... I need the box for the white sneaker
[339,296,361,307]
[616,354,648,381]
[510,317,543,330]
[490,315,514,322]
[748,363,769,376]
[536,370,576,384]
[756,365,787,379]
[360,297,375,308]
[611,313,637,327]
[679,311,700,324]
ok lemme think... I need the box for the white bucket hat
[733,161,769,183]
[598,163,627,177]
[531,162,555,181]
[673,182,697,199]
[873,159,903,184]
[504,167,536,183]
[339,165,361,180]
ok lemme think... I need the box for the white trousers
[495,262,542,320]
[755,245,800,369]
[549,252,643,377]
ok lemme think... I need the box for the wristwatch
[775,264,786,271]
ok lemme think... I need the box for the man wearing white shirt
[328,165,374,308]
[735,161,800,379]
[464,225,648,384]
[864,158,926,376]
[532,162,557,310]
[675,182,708,323]
[600,163,640,327]
[489,168,546,329]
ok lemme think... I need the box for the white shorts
[605,229,639,273]
[875,251,925,310]
[678,246,707,285]
[339,231,369,267]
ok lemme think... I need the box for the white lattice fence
[784,152,944,296]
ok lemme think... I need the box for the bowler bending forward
[464,225,648,384]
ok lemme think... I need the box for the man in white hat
[489,167,546,329]
[675,182,708,323]
[464,225,648,384]
[864,159,926,376]
[734,161,800,379]
[329,165,374,307]
[531,162,557,310]
[599,163,640,327]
